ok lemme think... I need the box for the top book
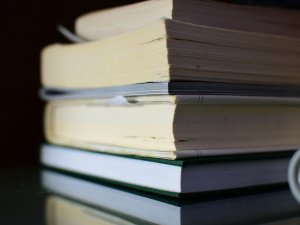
[41,0,300,90]
[76,0,300,40]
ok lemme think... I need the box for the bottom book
[42,170,300,225]
[41,144,293,196]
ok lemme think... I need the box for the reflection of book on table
[46,196,135,225]
[42,170,300,225]
[41,144,292,195]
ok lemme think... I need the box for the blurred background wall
[0,0,141,167]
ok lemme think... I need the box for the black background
[1,0,141,167]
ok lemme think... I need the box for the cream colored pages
[45,100,300,159]
[75,0,300,41]
[75,0,172,40]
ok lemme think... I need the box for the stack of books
[40,0,300,197]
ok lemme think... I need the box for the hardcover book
[41,144,293,195]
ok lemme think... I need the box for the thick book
[41,144,293,195]
[42,170,300,225]
[45,99,300,159]
[41,19,300,89]
[75,0,300,40]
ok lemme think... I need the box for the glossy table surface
[0,168,46,225]
[1,167,300,225]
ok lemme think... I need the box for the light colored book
[45,99,300,159]
[41,18,300,90]
[75,0,300,40]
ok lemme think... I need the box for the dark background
[1,0,141,168]
[1,0,300,167]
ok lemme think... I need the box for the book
[75,0,300,40]
[42,170,300,225]
[41,81,300,102]
[41,18,300,90]
[45,99,300,159]
[41,144,293,195]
